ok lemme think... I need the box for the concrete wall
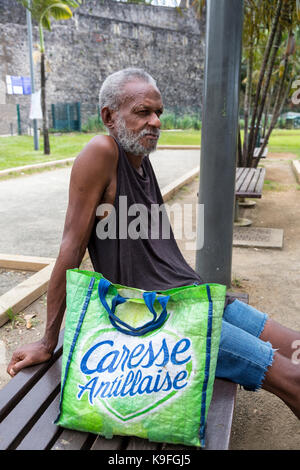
[0,0,205,134]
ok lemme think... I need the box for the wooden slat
[238,168,255,193]
[235,167,247,189]
[0,329,64,422]
[204,379,237,450]
[226,292,249,304]
[126,437,161,450]
[162,443,196,451]
[0,357,61,450]
[90,435,124,450]
[247,168,264,194]
[255,168,266,194]
[16,393,62,450]
[51,429,94,450]
[253,147,268,158]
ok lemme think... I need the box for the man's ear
[101,107,116,130]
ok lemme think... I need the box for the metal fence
[51,103,81,132]
[5,101,202,136]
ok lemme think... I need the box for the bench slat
[125,437,161,450]
[51,428,93,450]
[0,329,64,422]
[16,393,62,450]
[253,147,268,158]
[238,168,256,193]
[204,379,237,450]
[0,357,61,450]
[235,167,248,190]
[247,168,265,194]
[90,435,124,450]
[255,168,266,194]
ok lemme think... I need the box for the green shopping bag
[55,269,226,447]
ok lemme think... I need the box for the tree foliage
[241,0,300,167]
[189,0,300,167]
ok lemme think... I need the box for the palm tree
[17,0,82,155]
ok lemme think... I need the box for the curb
[0,157,75,178]
[162,166,200,202]
[291,160,300,184]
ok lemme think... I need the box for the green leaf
[41,13,52,31]
[48,4,73,20]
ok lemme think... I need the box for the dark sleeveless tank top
[87,138,204,292]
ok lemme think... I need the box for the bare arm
[7,135,118,376]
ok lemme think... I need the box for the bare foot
[262,351,300,419]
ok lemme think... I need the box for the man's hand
[6,340,53,377]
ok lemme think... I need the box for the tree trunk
[242,9,254,167]
[41,51,50,155]
[246,0,283,166]
[253,54,292,168]
[250,24,283,166]
[237,124,243,167]
[39,21,50,156]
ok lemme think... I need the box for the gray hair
[99,68,157,112]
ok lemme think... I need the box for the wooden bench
[0,292,248,451]
[253,146,268,160]
[234,167,266,226]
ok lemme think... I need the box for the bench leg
[238,197,256,208]
[234,198,252,226]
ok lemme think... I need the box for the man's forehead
[121,80,163,107]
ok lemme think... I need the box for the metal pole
[26,1,39,150]
[195,0,244,287]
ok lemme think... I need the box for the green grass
[262,129,300,158]
[0,133,98,170]
[241,129,300,158]
[0,128,299,171]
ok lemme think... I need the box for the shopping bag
[55,269,226,447]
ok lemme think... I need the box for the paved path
[0,149,200,258]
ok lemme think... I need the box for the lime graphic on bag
[55,269,226,447]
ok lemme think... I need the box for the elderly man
[7,68,300,419]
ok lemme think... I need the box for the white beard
[115,116,160,156]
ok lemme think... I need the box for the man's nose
[148,113,161,128]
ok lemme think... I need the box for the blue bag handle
[98,278,170,336]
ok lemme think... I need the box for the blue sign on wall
[6,75,32,95]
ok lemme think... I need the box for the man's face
[113,80,163,156]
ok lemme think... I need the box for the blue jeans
[216,300,276,391]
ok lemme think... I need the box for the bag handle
[98,278,170,336]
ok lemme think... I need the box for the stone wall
[0,0,205,134]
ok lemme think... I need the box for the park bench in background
[235,167,266,226]
[0,292,248,451]
[253,146,268,160]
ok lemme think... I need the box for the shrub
[160,111,201,130]
[81,115,106,133]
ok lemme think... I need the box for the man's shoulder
[83,134,118,163]
[70,135,119,190]
[73,135,118,174]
